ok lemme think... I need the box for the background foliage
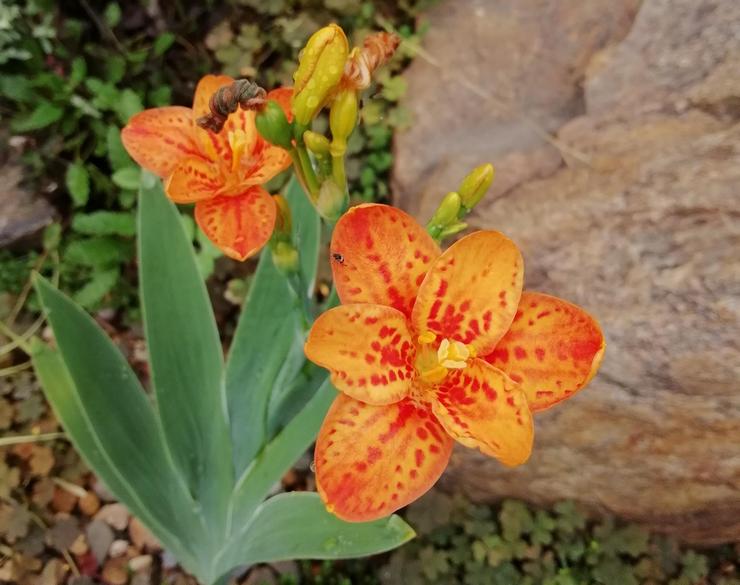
[0,0,430,314]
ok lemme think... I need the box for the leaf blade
[138,172,233,539]
[234,492,415,566]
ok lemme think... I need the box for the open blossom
[121,75,292,260]
[304,204,605,522]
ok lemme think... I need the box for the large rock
[393,0,740,544]
[0,165,55,249]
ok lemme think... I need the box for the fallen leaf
[46,515,81,552]
[29,444,55,476]
[0,501,32,543]
[0,459,21,498]
[31,476,55,507]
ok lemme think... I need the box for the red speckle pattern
[330,205,440,317]
[484,291,605,412]
[194,187,276,261]
[413,231,524,356]
[432,359,533,467]
[315,394,454,522]
[305,304,417,405]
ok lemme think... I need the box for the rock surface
[0,165,55,248]
[393,0,740,544]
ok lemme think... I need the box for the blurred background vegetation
[0,1,737,584]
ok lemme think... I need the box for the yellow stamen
[228,129,249,173]
[418,330,437,345]
[416,336,472,384]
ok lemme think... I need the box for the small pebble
[129,554,153,572]
[109,539,129,558]
[79,491,101,516]
[69,533,89,556]
[95,503,129,531]
[102,557,128,585]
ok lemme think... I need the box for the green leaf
[69,57,87,87]
[106,125,133,170]
[65,161,90,207]
[30,283,201,572]
[229,492,415,566]
[72,211,136,237]
[103,2,121,27]
[138,172,233,543]
[111,167,141,190]
[284,177,320,296]
[11,102,63,132]
[64,237,132,268]
[43,224,62,252]
[227,378,335,530]
[115,89,144,125]
[224,249,303,475]
[153,32,176,56]
[72,268,119,308]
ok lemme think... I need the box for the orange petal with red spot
[194,188,275,261]
[165,157,223,203]
[330,204,440,317]
[412,231,523,356]
[431,359,533,467]
[121,107,201,178]
[315,394,454,522]
[192,74,234,162]
[305,304,417,405]
[484,291,605,412]
[240,143,292,186]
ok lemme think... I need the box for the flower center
[228,129,250,173]
[415,331,473,384]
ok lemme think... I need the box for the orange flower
[121,75,293,260]
[304,204,605,522]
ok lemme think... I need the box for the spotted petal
[431,359,533,467]
[485,292,605,412]
[412,231,523,356]
[305,304,416,405]
[192,74,234,163]
[330,204,440,317]
[315,394,454,522]
[165,156,223,203]
[121,107,202,178]
[194,187,275,261]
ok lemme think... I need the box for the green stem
[295,145,320,195]
[331,154,347,191]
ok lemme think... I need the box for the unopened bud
[316,178,348,221]
[426,191,462,241]
[439,221,468,239]
[292,24,349,125]
[255,100,293,150]
[303,130,331,155]
[271,241,299,274]
[329,89,358,157]
[458,163,494,211]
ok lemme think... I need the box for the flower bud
[329,89,358,157]
[316,178,348,221]
[458,163,495,211]
[271,240,299,274]
[303,130,331,155]
[430,191,462,228]
[292,24,349,125]
[255,100,293,150]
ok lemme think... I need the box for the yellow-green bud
[316,178,348,221]
[292,24,349,126]
[271,241,299,274]
[329,89,359,157]
[458,163,495,211]
[255,100,293,150]
[430,191,462,227]
[303,130,331,155]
